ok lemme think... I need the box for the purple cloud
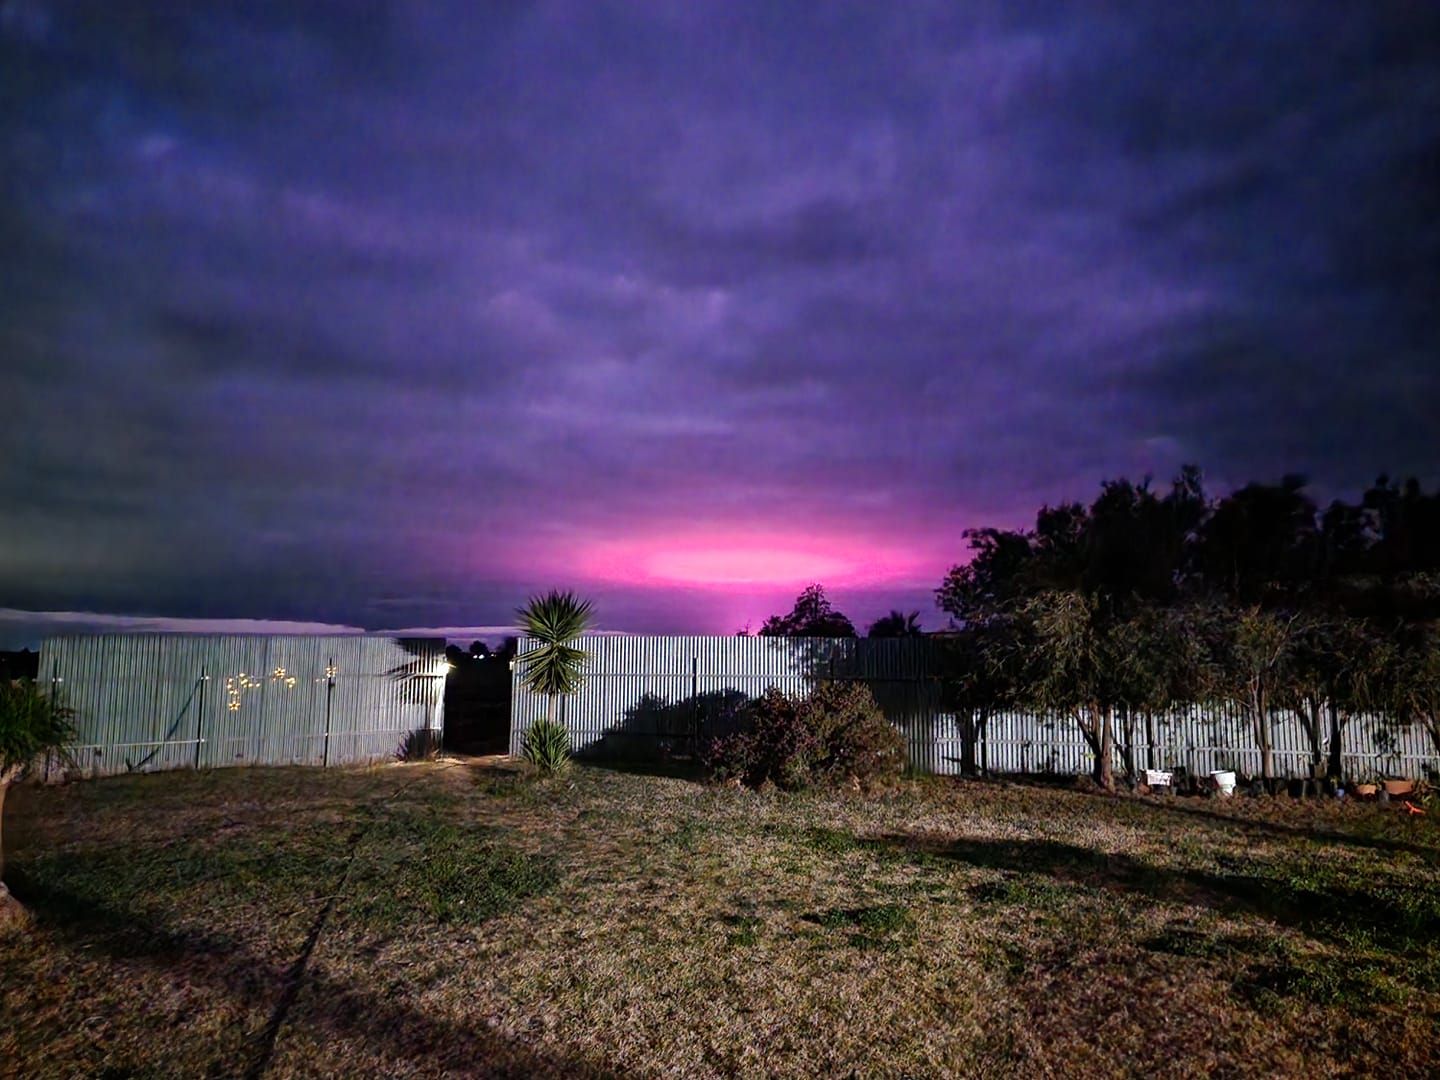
[1,1,1436,643]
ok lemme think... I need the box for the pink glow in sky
[574,531,939,589]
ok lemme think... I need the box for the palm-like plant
[2,680,73,926]
[515,591,594,773]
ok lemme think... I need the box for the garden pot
[1209,770,1237,797]
[1353,783,1378,797]
[1382,778,1414,797]
[1144,769,1173,789]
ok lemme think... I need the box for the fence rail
[511,636,1440,781]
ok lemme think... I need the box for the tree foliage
[867,610,922,638]
[933,467,1440,789]
[1,680,72,779]
[760,584,857,638]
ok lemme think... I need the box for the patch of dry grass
[2,761,1438,1077]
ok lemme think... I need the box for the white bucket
[1210,770,1237,796]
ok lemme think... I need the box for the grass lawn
[3,760,1439,1077]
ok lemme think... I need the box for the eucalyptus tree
[1083,472,1207,605]
[1109,606,1208,776]
[1200,605,1303,787]
[937,618,1026,776]
[1,680,73,926]
[936,526,1037,627]
[760,584,857,637]
[1383,621,1440,758]
[515,590,594,773]
[1018,590,1127,790]
[1193,475,1319,604]
[1284,614,1391,783]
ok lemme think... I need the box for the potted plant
[1382,777,1416,798]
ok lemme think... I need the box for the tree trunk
[1300,700,1325,781]
[1082,705,1114,791]
[959,710,990,777]
[1099,707,1114,791]
[1326,700,1344,783]
[1116,706,1137,783]
[1252,684,1274,786]
[958,711,976,776]
[1144,711,1156,771]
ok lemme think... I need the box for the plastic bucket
[1210,770,1237,796]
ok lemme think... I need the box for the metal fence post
[46,659,61,782]
[691,655,700,752]
[194,663,208,769]
[322,657,335,768]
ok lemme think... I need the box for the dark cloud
[1,0,1437,640]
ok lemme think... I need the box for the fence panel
[510,636,935,759]
[39,634,447,777]
[510,635,1440,781]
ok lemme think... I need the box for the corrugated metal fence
[38,634,446,777]
[510,636,940,763]
[511,635,1440,780]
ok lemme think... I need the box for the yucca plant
[515,590,593,774]
[520,717,573,776]
[2,680,73,926]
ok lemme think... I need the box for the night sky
[3,2,1438,645]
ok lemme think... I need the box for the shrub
[3,680,74,922]
[521,717,572,775]
[1,679,73,779]
[701,683,904,791]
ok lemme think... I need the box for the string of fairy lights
[223,665,320,712]
[214,658,438,714]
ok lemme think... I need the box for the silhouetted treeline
[934,468,1440,790]
[0,650,39,681]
